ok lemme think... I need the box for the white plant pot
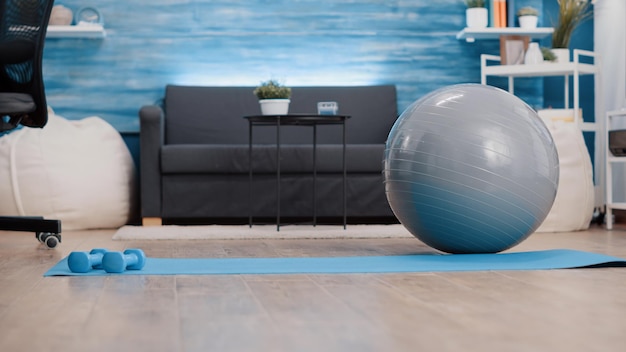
[518,15,538,29]
[552,48,570,63]
[466,8,488,28]
[259,99,290,115]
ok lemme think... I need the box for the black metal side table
[244,114,350,231]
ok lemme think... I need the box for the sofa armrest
[139,105,164,218]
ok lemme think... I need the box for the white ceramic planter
[552,48,570,63]
[466,8,488,28]
[524,42,543,65]
[518,15,538,29]
[259,99,290,115]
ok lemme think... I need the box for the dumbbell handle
[68,250,106,273]
[102,250,145,273]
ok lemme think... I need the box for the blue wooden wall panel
[43,0,543,132]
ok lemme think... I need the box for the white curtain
[594,0,626,203]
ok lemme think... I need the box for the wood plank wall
[42,0,543,132]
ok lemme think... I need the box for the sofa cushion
[161,144,384,174]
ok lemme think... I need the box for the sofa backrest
[164,85,398,145]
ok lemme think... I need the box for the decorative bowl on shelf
[75,7,103,26]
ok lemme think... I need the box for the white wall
[595,0,626,203]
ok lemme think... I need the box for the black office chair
[0,0,61,248]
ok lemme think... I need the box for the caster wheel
[44,235,59,249]
[36,232,45,243]
[39,233,61,249]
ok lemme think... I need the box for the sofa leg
[142,217,162,226]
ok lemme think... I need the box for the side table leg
[248,122,253,228]
[343,120,347,229]
[313,124,317,227]
[276,118,281,232]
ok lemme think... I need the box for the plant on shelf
[253,80,291,100]
[517,6,539,17]
[465,0,487,28]
[551,0,593,49]
[541,46,557,62]
[253,80,292,115]
[465,0,485,8]
[517,6,539,28]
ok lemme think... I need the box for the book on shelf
[507,0,516,28]
[497,0,507,28]
[489,0,514,28]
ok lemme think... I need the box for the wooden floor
[1,224,626,352]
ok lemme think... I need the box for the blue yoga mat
[44,249,626,276]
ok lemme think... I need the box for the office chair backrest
[0,0,54,130]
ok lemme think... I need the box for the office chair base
[0,216,62,249]
[36,231,61,249]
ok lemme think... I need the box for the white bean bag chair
[0,109,136,230]
[536,118,594,232]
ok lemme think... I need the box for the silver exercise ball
[383,84,559,254]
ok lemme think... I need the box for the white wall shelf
[46,25,106,39]
[480,49,599,132]
[482,49,604,211]
[457,27,554,43]
[481,62,596,78]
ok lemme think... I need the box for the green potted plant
[517,6,539,28]
[253,80,292,115]
[551,0,593,62]
[465,0,487,28]
[466,0,485,7]
[541,46,557,62]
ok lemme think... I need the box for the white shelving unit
[46,25,106,39]
[480,49,599,132]
[456,27,554,43]
[604,110,626,230]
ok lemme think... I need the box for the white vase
[259,99,290,115]
[552,48,570,63]
[518,15,538,29]
[466,8,488,28]
[49,5,73,26]
[524,42,543,65]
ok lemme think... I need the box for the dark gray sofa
[139,84,399,225]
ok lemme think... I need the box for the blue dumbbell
[102,249,146,273]
[68,248,108,273]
